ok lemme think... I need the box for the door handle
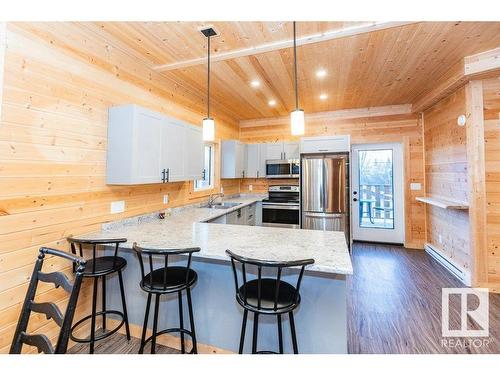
[353,198,358,202]
[161,169,166,183]
[353,191,357,195]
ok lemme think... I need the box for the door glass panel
[358,149,394,229]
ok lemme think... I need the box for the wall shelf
[416,196,469,210]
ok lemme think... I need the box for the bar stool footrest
[255,350,278,354]
[70,310,125,343]
[142,327,196,354]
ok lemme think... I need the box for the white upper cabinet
[106,104,204,185]
[283,142,300,159]
[183,124,204,180]
[262,141,299,160]
[161,117,185,182]
[300,135,350,154]
[245,144,266,178]
[265,143,284,160]
[221,140,246,178]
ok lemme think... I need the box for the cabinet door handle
[242,170,245,178]
[283,152,286,159]
[202,169,206,181]
[257,171,259,178]
[166,168,170,182]
[161,169,166,183]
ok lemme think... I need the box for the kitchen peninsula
[74,195,353,354]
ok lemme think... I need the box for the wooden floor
[68,332,180,354]
[348,242,500,354]
[69,242,500,354]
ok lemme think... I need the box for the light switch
[410,183,422,191]
[220,187,224,194]
[249,184,253,192]
[110,200,125,214]
[163,194,169,204]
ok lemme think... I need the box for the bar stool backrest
[133,243,200,293]
[10,247,86,354]
[67,237,127,274]
[226,250,314,311]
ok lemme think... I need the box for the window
[194,144,215,191]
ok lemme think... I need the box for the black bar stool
[226,250,314,354]
[67,237,130,354]
[10,247,86,354]
[133,243,200,354]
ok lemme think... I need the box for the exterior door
[351,143,404,244]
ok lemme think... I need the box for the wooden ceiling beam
[412,47,500,113]
[239,104,412,128]
[154,22,418,72]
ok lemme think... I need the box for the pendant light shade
[202,28,216,141]
[202,117,215,141]
[290,109,305,136]
[290,21,305,136]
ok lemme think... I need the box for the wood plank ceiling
[20,21,500,121]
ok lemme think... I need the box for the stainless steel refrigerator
[301,153,350,244]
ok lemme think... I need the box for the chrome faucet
[207,192,224,207]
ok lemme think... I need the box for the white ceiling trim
[154,21,419,72]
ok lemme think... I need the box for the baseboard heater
[424,243,469,285]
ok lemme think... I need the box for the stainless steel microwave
[265,159,300,178]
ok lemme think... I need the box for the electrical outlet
[163,194,169,204]
[110,200,125,214]
[410,183,422,191]
[249,184,253,192]
[220,187,224,194]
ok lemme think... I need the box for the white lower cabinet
[106,104,204,185]
[207,202,260,226]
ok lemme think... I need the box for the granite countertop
[75,194,353,275]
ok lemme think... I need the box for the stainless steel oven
[265,159,300,178]
[262,185,300,228]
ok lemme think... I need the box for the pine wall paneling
[239,112,425,249]
[483,77,500,291]
[0,24,239,353]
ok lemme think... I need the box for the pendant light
[290,21,305,136]
[201,28,216,141]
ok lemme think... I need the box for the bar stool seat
[237,279,299,313]
[67,237,130,354]
[82,256,127,277]
[133,243,200,354]
[226,250,314,354]
[141,266,197,292]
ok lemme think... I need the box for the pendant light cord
[293,21,299,110]
[207,34,211,118]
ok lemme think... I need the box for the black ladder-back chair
[133,243,200,354]
[226,249,314,354]
[10,247,86,354]
[67,237,130,354]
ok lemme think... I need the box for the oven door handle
[262,204,300,210]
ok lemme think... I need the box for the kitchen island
[74,195,353,354]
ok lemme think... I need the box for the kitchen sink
[203,202,241,209]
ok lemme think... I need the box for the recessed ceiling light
[319,93,328,100]
[268,99,276,106]
[250,80,260,88]
[316,69,327,78]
